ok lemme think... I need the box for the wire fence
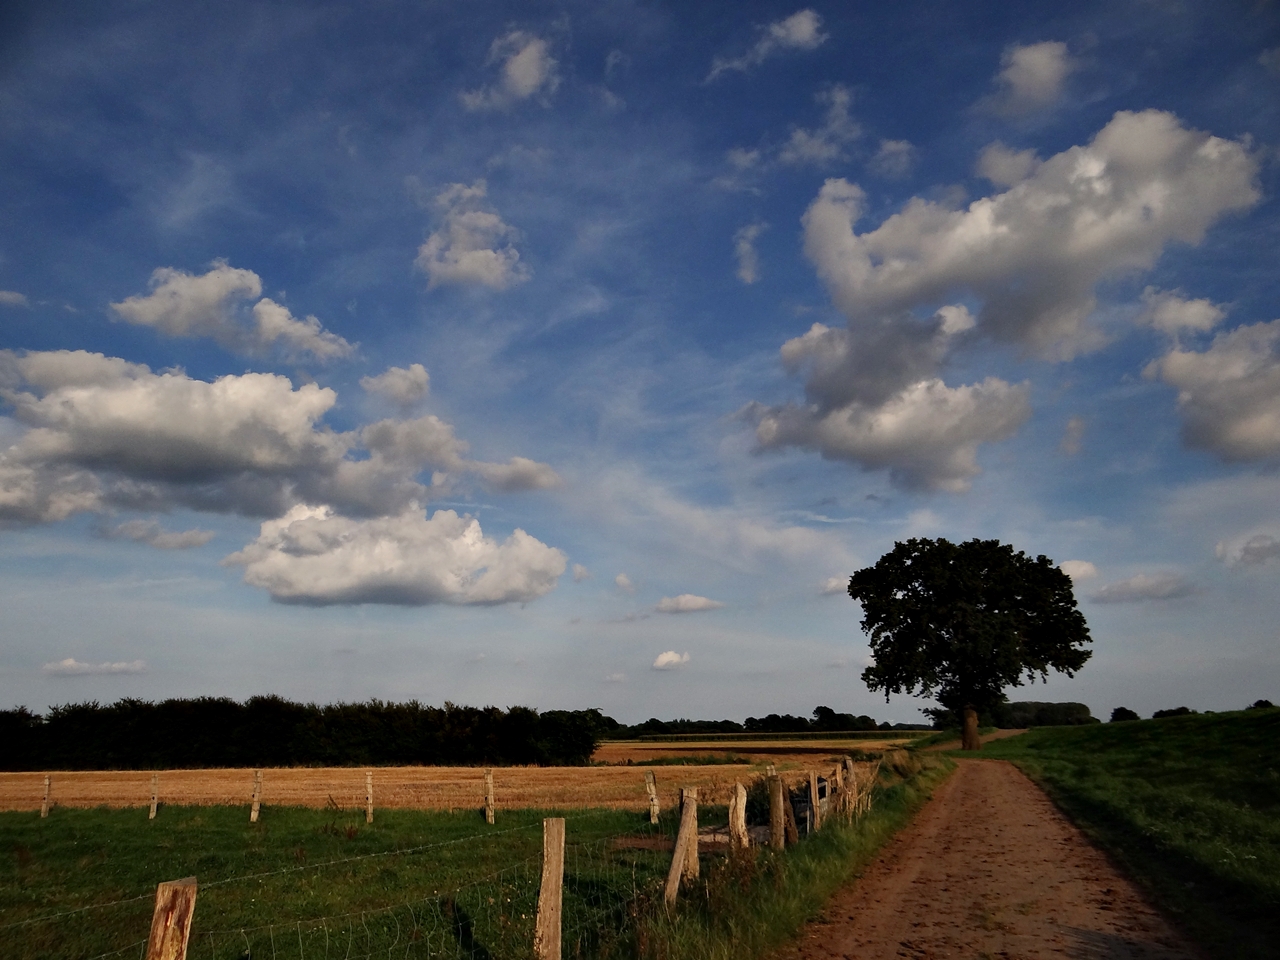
[3,758,894,960]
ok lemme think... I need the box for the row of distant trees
[607,705,931,739]
[0,697,613,770]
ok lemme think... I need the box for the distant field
[593,736,912,767]
[0,755,879,813]
[979,708,1280,960]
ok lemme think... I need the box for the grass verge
[635,753,954,960]
[977,708,1280,960]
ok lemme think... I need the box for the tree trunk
[961,706,981,751]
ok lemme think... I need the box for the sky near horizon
[1,0,1279,724]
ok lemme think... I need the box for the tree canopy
[848,538,1092,735]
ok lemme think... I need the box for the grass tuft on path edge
[635,755,954,960]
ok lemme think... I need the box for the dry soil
[770,759,1201,960]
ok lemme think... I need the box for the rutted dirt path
[771,760,1201,960]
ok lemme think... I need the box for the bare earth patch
[770,760,1201,960]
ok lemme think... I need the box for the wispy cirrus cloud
[43,658,147,676]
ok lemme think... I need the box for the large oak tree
[848,538,1092,750]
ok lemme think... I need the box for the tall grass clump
[979,707,1280,960]
[633,754,953,960]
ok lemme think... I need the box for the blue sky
[1,0,1278,723]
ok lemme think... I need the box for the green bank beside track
[972,708,1280,960]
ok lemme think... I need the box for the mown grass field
[977,708,1280,960]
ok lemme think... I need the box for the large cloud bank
[0,350,565,606]
[747,110,1259,491]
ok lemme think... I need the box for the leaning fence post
[249,770,262,824]
[149,772,159,821]
[365,771,374,824]
[534,817,565,960]
[40,775,50,819]
[808,770,821,832]
[768,775,784,850]
[729,782,748,849]
[663,787,699,906]
[145,876,197,960]
[644,770,660,824]
[484,769,495,825]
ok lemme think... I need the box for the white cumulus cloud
[801,111,1259,358]
[652,650,691,670]
[43,658,147,676]
[1059,560,1098,581]
[1090,572,1197,603]
[976,142,1040,187]
[870,139,916,179]
[360,364,430,406]
[461,32,560,111]
[707,9,827,80]
[1146,319,1280,461]
[820,576,848,595]
[415,180,531,289]
[0,290,29,307]
[111,262,354,361]
[224,504,566,606]
[981,41,1076,116]
[614,573,635,594]
[1137,288,1227,336]
[655,594,724,613]
[572,563,592,582]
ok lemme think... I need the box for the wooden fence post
[484,769,495,824]
[145,876,197,960]
[808,771,821,832]
[149,773,159,820]
[783,786,800,845]
[644,770,659,824]
[533,817,565,960]
[663,787,699,906]
[249,770,262,824]
[767,775,784,850]
[729,782,748,849]
[365,771,374,824]
[40,775,50,819]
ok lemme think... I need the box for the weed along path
[772,760,1201,960]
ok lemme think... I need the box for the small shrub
[1110,707,1140,722]
[1152,706,1196,719]
[1247,699,1274,710]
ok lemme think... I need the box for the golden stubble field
[0,737,907,813]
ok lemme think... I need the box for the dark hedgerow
[0,697,613,769]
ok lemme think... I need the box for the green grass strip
[976,708,1280,960]
[633,755,954,960]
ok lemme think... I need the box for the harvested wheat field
[0,757,879,813]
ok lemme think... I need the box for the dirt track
[772,760,1200,960]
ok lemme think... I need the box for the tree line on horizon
[0,697,611,770]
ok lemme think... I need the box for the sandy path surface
[771,760,1200,960]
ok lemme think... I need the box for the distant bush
[1110,707,1140,722]
[1247,699,1274,710]
[0,697,613,770]
[1152,706,1197,719]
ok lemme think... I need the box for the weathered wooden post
[365,771,374,824]
[40,775,50,819]
[783,784,800,845]
[534,817,565,960]
[149,772,159,821]
[249,770,262,824]
[484,769,495,825]
[145,876,197,960]
[765,763,777,777]
[808,771,821,832]
[729,781,748,849]
[844,758,857,820]
[767,775,785,851]
[663,787,699,906]
[644,770,660,824]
